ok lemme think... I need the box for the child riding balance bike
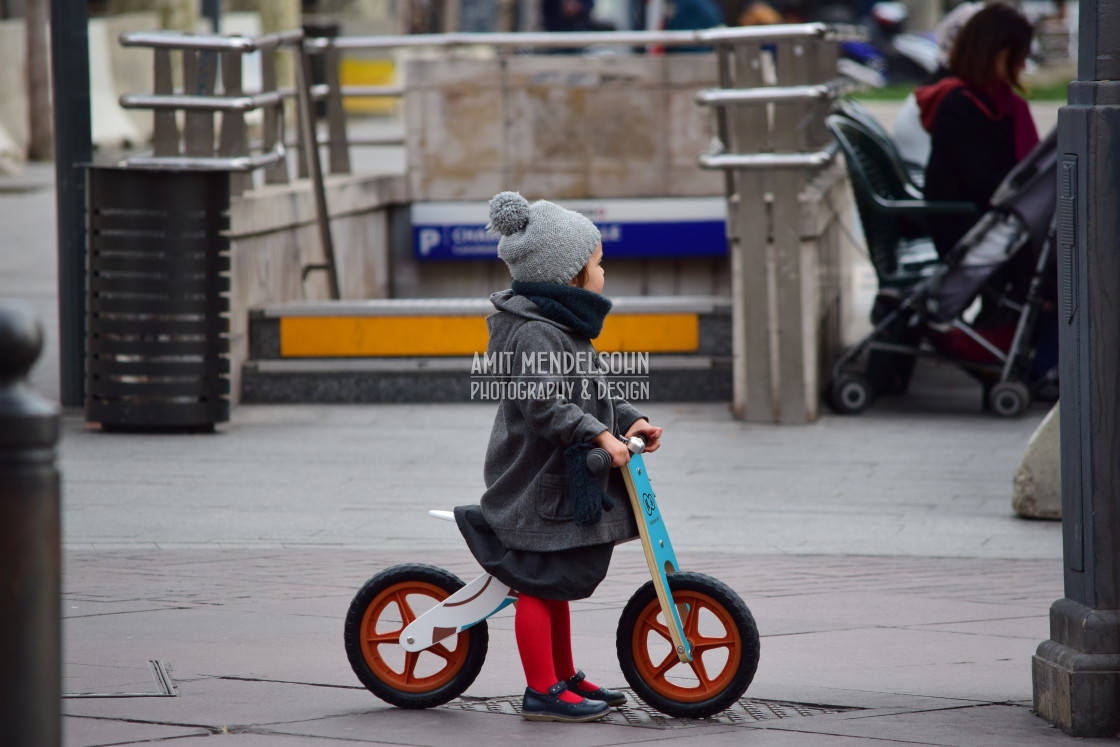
[344,192,760,722]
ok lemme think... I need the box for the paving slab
[756,703,1070,746]
[65,678,399,734]
[760,626,1041,702]
[63,716,210,747]
[148,735,401,747]
[256,706,708,746]
[54,390,1061,560]
[60,549,1072,746]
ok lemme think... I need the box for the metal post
[202,0,220,33]
[0,301,62,747]
[1031,0,1120,736]
[49,0,91,408]
[295,36,341,300]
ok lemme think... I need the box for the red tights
[515,594,602,703]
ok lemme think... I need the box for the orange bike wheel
[345,564,488,708]
[617,571,759,718]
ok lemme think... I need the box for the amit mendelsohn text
[471,351,650,376]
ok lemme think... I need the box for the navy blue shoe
[521,682,610,722]
[566,670,627,707]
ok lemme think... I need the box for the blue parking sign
[411,197,728,261]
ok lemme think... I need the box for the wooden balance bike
[344,436,760,718]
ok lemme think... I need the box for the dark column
[0,302,62,746]
[1031,0,1120,736]
[202,0,221,33]
[50,0,91,408]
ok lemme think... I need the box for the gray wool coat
[478,290,644,552]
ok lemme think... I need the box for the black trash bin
[85,166,231,431]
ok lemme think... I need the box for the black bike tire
[344,563,488,709]
[616,571,759,718]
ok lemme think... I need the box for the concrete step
[242,296,732,403]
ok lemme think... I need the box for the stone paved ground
[62,548,1067,746]
[3,103,1080,746]
[49,375,1067,746]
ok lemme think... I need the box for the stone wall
[227,172,406,401]
[403,53,724,201]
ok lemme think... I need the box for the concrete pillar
[0,302,62,747]
[1031,0,1120,736]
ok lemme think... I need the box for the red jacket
[916,77,1038,160]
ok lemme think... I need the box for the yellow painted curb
[279,314,699,357]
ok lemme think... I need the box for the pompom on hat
[488,191,601,285]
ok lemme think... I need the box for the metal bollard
[0,301,62,746]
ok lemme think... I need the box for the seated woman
[917,2,1038,260]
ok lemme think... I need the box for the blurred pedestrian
[543,0,614,31]
[892,1,982,170]
[916,2,1038,259]
[737,0,782,25]
[665,0,725,52]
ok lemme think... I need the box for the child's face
[580,243,605,295]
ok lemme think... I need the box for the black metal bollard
[0,301,62,746]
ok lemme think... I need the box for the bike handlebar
[586,447,612,474]
[585,435,646,473]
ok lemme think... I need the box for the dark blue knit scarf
[511,281,612,339]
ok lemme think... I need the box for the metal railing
[302,22,861,171]
[116,23,864,185]
[118,30,302,185]
[317,22,845,50]
[292,22,863,421]
[117,28,341,297]
[112,22,864,366]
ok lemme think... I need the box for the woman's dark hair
[949,3,1034,91]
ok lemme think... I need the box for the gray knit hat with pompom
[488,191,601,284]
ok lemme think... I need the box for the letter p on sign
[418,228,442,257]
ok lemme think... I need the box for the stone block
[504,54,663,90]
[411,167,505,202]
[667,87,713,169]
[586,87,666,165]
[407,85,505,201]
[588,152,664,199]
[667,165,724,195]
[665,53,718,87]
[503,169,586,201]
[504,86,592,173]
[1013,403,1061,519]
[1034,642,1120,737]
[406,54,723,200]
[226,172,405,403]
[400,56,502,90]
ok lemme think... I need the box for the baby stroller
[827,127,1059,417]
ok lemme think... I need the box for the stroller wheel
[988,381,1032,417]
[828,373,874,415]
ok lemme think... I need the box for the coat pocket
[535,473,572,522]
